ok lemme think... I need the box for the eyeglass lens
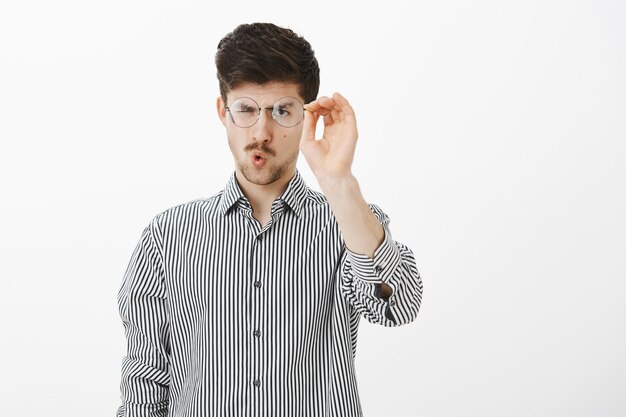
[228,96,304,128]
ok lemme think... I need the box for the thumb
[299,109,318,148]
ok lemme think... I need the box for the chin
[240,164,285,186]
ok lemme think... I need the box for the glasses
[225,96,305,128]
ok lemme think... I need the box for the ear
[216,96,227,127]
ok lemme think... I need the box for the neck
[235,168,295,217]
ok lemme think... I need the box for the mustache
[244,143,275,156]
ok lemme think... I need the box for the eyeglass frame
[225,96,306,128]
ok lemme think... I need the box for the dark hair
[215,23,320,104]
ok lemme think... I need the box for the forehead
[227,82,302,105]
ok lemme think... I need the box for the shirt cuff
[344,226,403,286]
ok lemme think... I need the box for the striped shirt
[116,169,423,417]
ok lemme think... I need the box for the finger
[331,92,355,119]
[308,107,329,118]
[319,95,349,123]
[303,96,330,113]
[305,97,340,118]
[317,96,338,112]
[300,108,319,147]
[323,112,334,127]
[305,94,349,124]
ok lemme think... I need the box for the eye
[235,105,256,114]
[274,106,291,117]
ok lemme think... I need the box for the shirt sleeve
[116,220,170,417]
[339,203,423,327]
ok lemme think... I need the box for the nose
[252,108,274,143]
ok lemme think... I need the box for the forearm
[317,173,392,298]
[317,174,382,255]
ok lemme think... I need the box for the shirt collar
[219,169,308,218]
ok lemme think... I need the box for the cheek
[226,129,247,146]
[226,133,244,157]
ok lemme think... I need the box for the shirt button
[254,281,262,288]
[375,265,383,273]
[253,379,261,387]
[254,330,261,337]
[389,298,397,307]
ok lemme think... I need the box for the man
[117,22,423,417]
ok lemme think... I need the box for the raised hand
[299,92,358,180]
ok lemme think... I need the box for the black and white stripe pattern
[116,169,423,417]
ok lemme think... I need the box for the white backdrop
[1,1,625,416]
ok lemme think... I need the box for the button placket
[250,233,264,408]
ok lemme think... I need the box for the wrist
[316,172,357,192]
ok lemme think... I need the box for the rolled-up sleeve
[116,220,170,417]
[339,203,423,327]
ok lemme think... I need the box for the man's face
[217,82,304,187]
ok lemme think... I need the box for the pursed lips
[245,142,274,157]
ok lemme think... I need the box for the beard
[236,145,299,186]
